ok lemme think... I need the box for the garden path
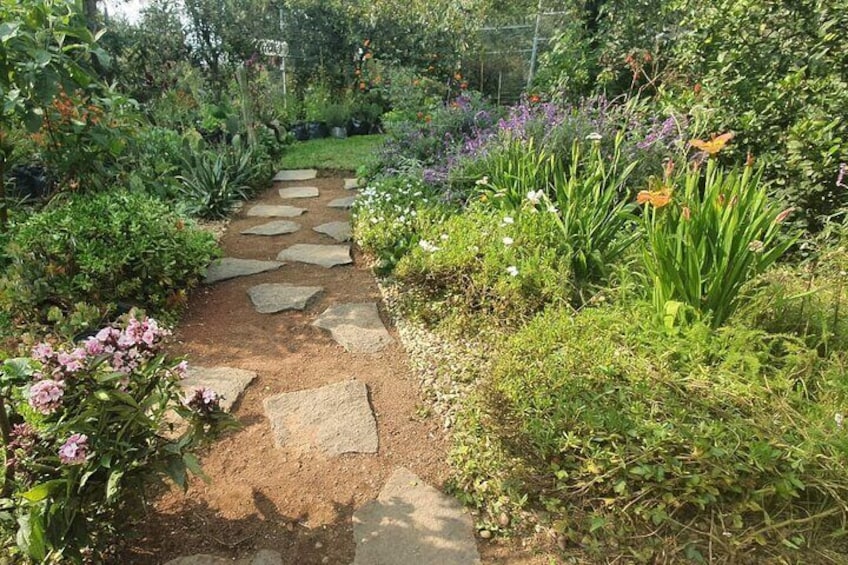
[122,172,481,565]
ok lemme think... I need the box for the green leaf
[16,510,48,561]
[106,470,123,502]
[183,453,210,483]
[589,515,607,533]
[0,22,20,42]
[21,482,53,503]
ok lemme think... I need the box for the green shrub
[640,155,798,327]
[0,191,217,334]
[0,313,235,562]
[452,305,848,561]
[394,207,571,329]
[352,173,448,274]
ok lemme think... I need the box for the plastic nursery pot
[330,126,348,139]
[9,164,51,200]
[348,118,371,136]
[307,121,329,139]
[292,122,310,142]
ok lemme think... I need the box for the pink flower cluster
[58,433,89,465]
[184,387,221,415]
[29,378,65,414]
[81,315,171,375]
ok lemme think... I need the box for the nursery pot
[330,126,348,139]
[307,121,329,139]
[349,118,370,136]
[292,122,310,142]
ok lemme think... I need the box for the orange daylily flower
[690,132,733,155]
[637,188,672,208]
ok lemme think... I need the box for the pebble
[315,542,323,549]
[479,530,492,539]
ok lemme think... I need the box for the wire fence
[462,5,569,104]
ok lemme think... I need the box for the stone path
[158,170,478,565]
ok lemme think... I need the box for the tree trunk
[83,0,99,31]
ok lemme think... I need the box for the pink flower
[31,342,54,363]
[184,387,221,415]
[29,379,65,414]
[56,348,87,373]
[58,434,89,465]
[84,337,104,356]
[173,360,189,379]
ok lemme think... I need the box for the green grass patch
[280,134,386,171]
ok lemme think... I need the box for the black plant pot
[9,164,51,200]
[349,118,371,136]
[292,122,310,142]
[307,121,329,139]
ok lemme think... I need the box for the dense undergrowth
[352,41,848,562]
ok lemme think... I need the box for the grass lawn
[279,134,387,171]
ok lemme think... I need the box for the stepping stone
[263,380,378,456]
[328,195,357,209]
[312,303,393,354]
[247,204,306,218]
[241,220,301,236]
[278,186,319,199]
[277,244,352,268]
[204,258,283,284]
[344,178,360,190]
[352,468,481,565]
[181,366,257,412]
[248,283,323,313]
[274,169,317,182]
[313,221,352,242]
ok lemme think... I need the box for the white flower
[502,216,514,225]
[526,190,545,205]
[419,240,439,253]
[586,132,602,142]
[440,234,449,241]
[475,176,490,186]
[506,266,519,277]
[502,237,514,246]
[836,413,844,429]
[547,203,559,213]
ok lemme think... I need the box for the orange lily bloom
[690,132,734,155]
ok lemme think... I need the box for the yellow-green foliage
[452,303,848,562]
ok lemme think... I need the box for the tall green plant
[640,149,798,327]
[478,134,638,296]
[548,134,638,291]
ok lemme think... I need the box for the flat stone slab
[241,220,301,236]
[263,380,378,456]
[248,283,323,313]
[313,221,352,242]
[328,195,357,209]
[352,468,481,565]
[312,303,393,353]
[344,178,360,190]
[181,366,257,412]
[246,204,306,218]
[277,244,352,268]
[274,169,317,182]
[204,258,283,284]
[278,186,319,199]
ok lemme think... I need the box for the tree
[0,0,102,229]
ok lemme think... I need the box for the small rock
[478,530,492,539]
[498,512,510,527]
[314,542,323,549]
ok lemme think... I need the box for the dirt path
[122,173,451,564]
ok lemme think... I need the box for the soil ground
[119,174,550,565]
